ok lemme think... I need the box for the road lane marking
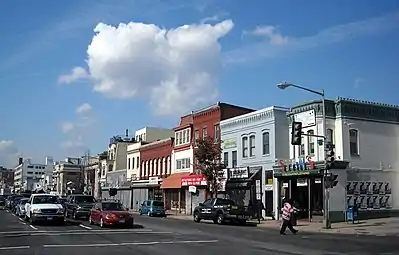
[29,225,38,230]
[12,231,172,237]
[79,224,92,230]
[0,228,155,235]
[0,246,30,250]
[43,240,219,248]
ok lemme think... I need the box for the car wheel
[88,215,94,225]
[193,212,201,223]
[100,217,105,228]
[216,213,224,225]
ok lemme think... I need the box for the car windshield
[217,199,236,206]
[153,201,164,207]
[102,202,125,211]
[32,195,60,204]
[75,196,95,203]
[19,199,28,205]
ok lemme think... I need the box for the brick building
[161,102,254,214]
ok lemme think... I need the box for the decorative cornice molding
[220,106,287,130]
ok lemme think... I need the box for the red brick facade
[139,138,174,179]
[192,102,254,143]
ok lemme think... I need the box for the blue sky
[0,0,398,167]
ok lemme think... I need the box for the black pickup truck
[65,194,96,219]
[193,198,251,225]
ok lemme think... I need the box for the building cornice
[140,137,173,151]
[220,106,288,130]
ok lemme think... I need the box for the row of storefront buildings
[64,98,399,222]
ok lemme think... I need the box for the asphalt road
[0,208,397,255]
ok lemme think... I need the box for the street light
[277,82,330,229]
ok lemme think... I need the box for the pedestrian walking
[280,198,298,235]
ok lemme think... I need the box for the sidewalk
[162,212,399,236]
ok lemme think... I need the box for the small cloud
[58,66,89,84]
[0,140,19,167]
[200,11,229,24]
[242,25,289,45]
[61,122,75,134]
[61,136,84,149]
[354,78,365,89]
[76,103,92,115]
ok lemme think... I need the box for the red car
[89,201,134,228]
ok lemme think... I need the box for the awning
[161,172,191,189]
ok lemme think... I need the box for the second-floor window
[223,152,228,167]
[349,129,359,155]
[242,137,248,158]
[326,129,334,144]
[132,157,135,169]
[194,130,200,146]
[203,127,208,138]
[249,135,255,157]
[232,151,237,167]
[262,132,270,155]
[214,124,220,142]
[128,158,131,169]
[136,156,139,168]
[176,158,191,170]
[307,130,315,155]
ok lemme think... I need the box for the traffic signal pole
[321,91,332,229]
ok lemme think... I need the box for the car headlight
[105,213,116,219]
[32,209,42,214]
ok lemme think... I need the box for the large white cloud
[0,140,19,167]
[59,20,234,116]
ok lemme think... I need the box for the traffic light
[325,174,339,188]
[109,188,117,197]
[325,142,335,170]
[291,121,303,145]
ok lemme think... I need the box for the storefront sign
[297,178,307,187]
[223,138,237,149]
[255,180,261,200]
[275,156,316,176]
[149,177,159,185]
[228,167,249,179]
[181,174,207,187]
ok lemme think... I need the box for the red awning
[181,174,207,187]
[161,172,191,189]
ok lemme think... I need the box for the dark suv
[65,195,96,219]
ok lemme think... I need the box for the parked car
[65,194,96,219]
[139,200,166,217]
[15,198,29,217]
[10,195,23,212]
[89,201,134,228]
[25,194,65,224]
[193,198,251,225]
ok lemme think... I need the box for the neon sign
[278,156,315,172]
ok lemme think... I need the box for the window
[349,129,359,155]
[232,151,237,167]
[249,135,255,157]
[128,158,131,169]
[175,128,191,146]
[307,130,315,155]
[223,152,228,167]
[131,157,135,169]
[136,157,139,168]
[214,124,220,142]
[262,132,270,155]
[202,199,213,206]
[176,158,191,169]
[203,127,207,138]
[326,129,334,144]
[242,137,248,158]
[300,143,305,156]
[194,130,200,146]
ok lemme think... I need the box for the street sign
[255,180,261,200]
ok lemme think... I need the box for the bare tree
[194,137,225,198]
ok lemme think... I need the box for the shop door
[264,191,273,216]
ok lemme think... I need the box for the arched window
[249,135,256,157]
[242,137,248,158]
[262,132,270,155]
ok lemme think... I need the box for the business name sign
[228,167,249,179]
[181,174,207,187]
[274,156,317,176]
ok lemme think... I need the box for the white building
[53,157,83,196]
[14,157,54,193]
[281,97,399,221]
